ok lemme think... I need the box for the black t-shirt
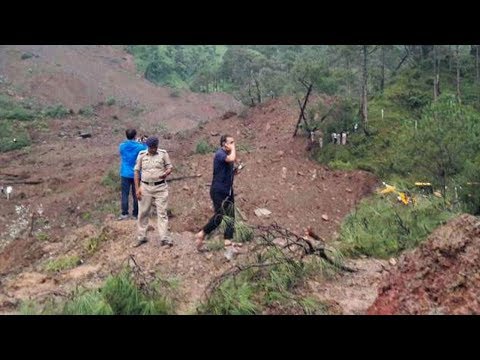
[211,148,234,194]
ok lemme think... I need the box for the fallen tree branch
[203,223,356,300]
[3,180,44,185]
[0,172,28,178]
[168,174,202,183]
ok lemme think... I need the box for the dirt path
[307,258,389,314]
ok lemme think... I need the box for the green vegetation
[339,194,456,259]
[219,215,254,243]
[35,232,49,241]
[126,45,226,92]
[106,97,116,106]
[24,269,179,315]
[44,255,81,272]
[195,139,215,154]
[84,231,108,255]
[0,95,76,152]
[0,94,35,121]
[198,245,337,315]
[78,106,94,117]
[41,104,70,118]
[101,167,121,192]
[0,120,31,152]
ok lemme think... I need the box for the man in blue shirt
[118,128,147,220]
[195,134,237,251]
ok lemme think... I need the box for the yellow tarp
[378,184,397,194]
[398,192,411,205]
[415,182,432,186]
[378,183,413,205]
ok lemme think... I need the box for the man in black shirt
[195,134,237,251]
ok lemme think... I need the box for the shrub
[195,139,215,154]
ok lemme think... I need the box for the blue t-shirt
[211,148,234,194]
[119,140,147,178]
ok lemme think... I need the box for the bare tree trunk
[346,58,351,97]
[253,76,261,104]
[421,45,433,60]
[293,83,313,137]
[433,45,437,101]
[359,45,368,129]
[476,45,480,102]
[247,83,255,107]
[441,174,447,205]
[433,45,440,101]
[297,98,310,130]
[380,45,385,94]
[456,45,461,104]
[448,45,452,71]
[393,46,410,74]
[476,45,479,84]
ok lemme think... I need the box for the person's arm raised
[225,143,236,163]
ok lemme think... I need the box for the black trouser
[203,188,235,239]
[121,176,138,217]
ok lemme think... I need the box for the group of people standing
[331,131,348,145]
[118,129,239,250]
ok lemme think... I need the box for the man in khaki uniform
[134,136,173,247]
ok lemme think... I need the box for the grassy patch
[63,269,177,315]
[338,193,456,259]
[236,143,253,153]
[84,230,108,255]
[41,104,70,118]
[101,167,121,192]
[24,269,180,315]
[81,212,92,221]
[0,95,35,121]
[19,300,39,315]
[297,296,330,315]
[0,120,31,152]
[63,290,114,315]
[200,279,258,315]
[79,106,94,117]
[44,255,81,272]
[35,232,49,241]
[328,159,355,171]
[195,139,215,154]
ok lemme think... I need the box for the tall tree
[456,45,461,104]
[359,45,370,129]
[448,45,452,71]
[433,45,440,101]
[415,95,480,201]
[476,45,479,85]
[380,45,386,94]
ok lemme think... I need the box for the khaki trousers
[137,183,168,241]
